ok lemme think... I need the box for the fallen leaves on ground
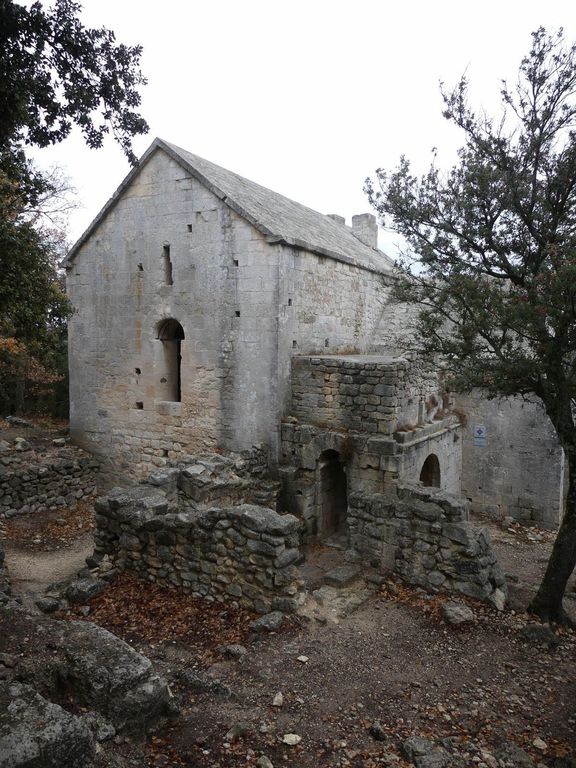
[2,499,95,550]
[63,571,258,663]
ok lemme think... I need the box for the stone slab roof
[65,138,393,273]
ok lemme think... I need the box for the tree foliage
[0,0,148,163]
[0,0,148,414]
[366,28,576,623]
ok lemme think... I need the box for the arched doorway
[156,319,185,402]
[318,449,347,538]
[420,453,441,487]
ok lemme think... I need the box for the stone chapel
[64,138,565,532]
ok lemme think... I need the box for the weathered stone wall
[348,484,506,607]
[0,543,10,604]
[290,355,407,435]
[93,488,303,614]
[280,418,462,541]
[0,446,98,519]
[67,149,392,485]
[457,391,565,528]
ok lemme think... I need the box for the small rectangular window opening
[137,263,144,272]
[187,224,192,232]
[324,338,330,347]
[135,401,144,410]
[288,298,292,306]
[135,367,141,375]
[233,259,239,267]
[292,340,297,348]
[163,245,173,286]
[235,310,241,317]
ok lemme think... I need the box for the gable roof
[65,138,393,274]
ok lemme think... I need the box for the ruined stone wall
[0,447,98,519]
[457,391,564,528]
[348,484,506,607]
[93,488,304,614]
[0,543,10,603]
[280,419,462,541]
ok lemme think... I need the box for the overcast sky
[31,0,574,253]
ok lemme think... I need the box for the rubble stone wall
[0,448,98,519]
[348,484,506,607]
[93,487,304,614]
[0,543,10,604]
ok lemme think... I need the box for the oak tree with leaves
[0,0,148,412]
[366,28,576,624]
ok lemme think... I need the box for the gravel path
[3,533,93,609]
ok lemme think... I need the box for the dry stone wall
[94,488,303,614]
[348,484,507,607]
[0,444,98,519]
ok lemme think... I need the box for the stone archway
[420,453,441,488]
[317,449,347,538]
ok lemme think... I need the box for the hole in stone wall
[187,224,192,232]
[137,263,144,271]
[135,401,143,410]
[318,449,347,538]
[420,454,441,487]
[292,340,297,348]
[235,311,241,317]
[135,367,141,375]
[156,319,185,402]
[233,259,239,266]
[288,298,292,306]
[324,338,330,347]
[162,245,173,286]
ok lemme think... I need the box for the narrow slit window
[162,245,173,286]
[156,319,185,402]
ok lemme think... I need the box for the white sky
[30,0,574,253]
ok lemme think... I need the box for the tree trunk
[528,451,576,625]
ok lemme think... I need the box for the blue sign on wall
[473,423,487,447]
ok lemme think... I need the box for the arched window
[420,453,441,488]
[156,319,184,402]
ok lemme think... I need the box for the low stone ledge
[349,488,506,608]
[0,444,98,519]
[93,488,305,614]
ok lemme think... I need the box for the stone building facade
[65,139,564,530]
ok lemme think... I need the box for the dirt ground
[2,504,576,768]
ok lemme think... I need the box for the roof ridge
[65,138,393,274]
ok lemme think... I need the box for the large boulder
[0,608,175,735]
[0,681,94,768]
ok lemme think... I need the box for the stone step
[324,564,362,588]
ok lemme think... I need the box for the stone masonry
[348,484,507,608]
[0,443,98,519]
[93,451,304,614]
